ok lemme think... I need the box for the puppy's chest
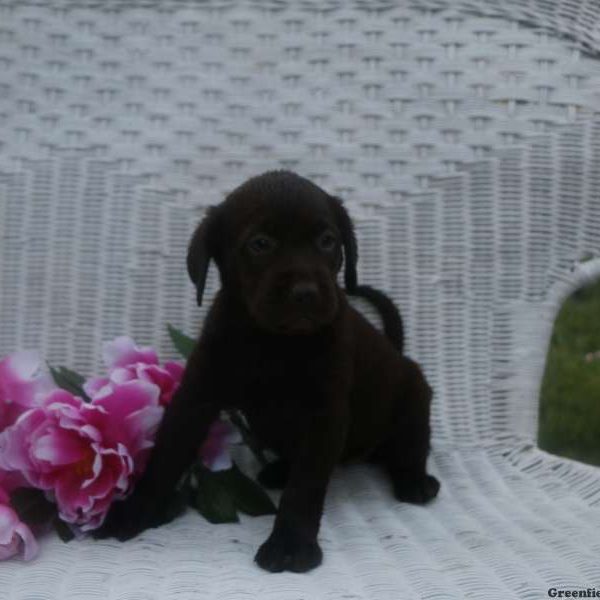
[237,348,330,411]
[240,378,316,456]
[227,342,340,456]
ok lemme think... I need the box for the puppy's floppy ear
[187,206,220,306]
[329,195,358,292]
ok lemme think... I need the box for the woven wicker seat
[1,2,599,598]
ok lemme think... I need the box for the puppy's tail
[348,284,404,353]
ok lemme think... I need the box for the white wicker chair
[1,1,599,598]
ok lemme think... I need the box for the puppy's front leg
[255,405,348,573]
[94,343,221,541]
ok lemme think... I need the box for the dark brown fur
[94,170,439,572]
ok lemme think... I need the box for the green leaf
[9,488,56,528]
[167,324,195,359]
[192,466,239,524]
[53,517,75,543]
[220,464,277,517]
[48,364,91,402]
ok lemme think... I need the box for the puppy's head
[187,170,357,335]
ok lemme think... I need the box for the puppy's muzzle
[290,281,320,309]
[250,266,339,335]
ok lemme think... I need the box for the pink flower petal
[0,502,38,561]
[42,389,84,412]
[92,380,160,420]
[123,405,164,457]
[0,471,28,495]
[14,522,39,561]
[0,409,49,474]
[0,538,19,560]
[102,337,158,369]
[81,449,113,492]
[0,504,20,545]
[1,351,40,383]
[32,429,90,465]
[0,351,53,409]
[54,469,96,523]
[200,420,241,472]
[109,368,134,385]
[83,376,110,399]
[136,365,180,406]
[0,403,25,436]
[0,351,54,433]
[164,362,185,380]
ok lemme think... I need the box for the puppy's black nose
[290,281,319,306]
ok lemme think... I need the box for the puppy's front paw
[393,473,440,505]
[255,528,322,573]
[92,488,173,542]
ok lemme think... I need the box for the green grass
[538,279,600,466]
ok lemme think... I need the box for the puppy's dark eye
[317,231,337,252]
[248,234,276,255]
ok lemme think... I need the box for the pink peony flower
[0,486,38,561]
[0,470,28,496]
[0,351,54,433]
[0,351,55,496]
[200,420,242,472]
[84,337,184,406]
[0,381,164,531]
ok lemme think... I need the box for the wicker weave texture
[0,2,599,197]
[0,2,599,598]
[4,0,600,55]
[430,0,600,56]
[1,445,600,599]
[1,2,598,443]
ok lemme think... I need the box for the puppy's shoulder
[345,302,400,360]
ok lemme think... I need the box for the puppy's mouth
[279,315,318,335]
[247,279,339,335]
[256,311,331,335]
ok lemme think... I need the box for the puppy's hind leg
[378,358,440,504]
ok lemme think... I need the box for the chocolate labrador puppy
[95,170,440,572]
